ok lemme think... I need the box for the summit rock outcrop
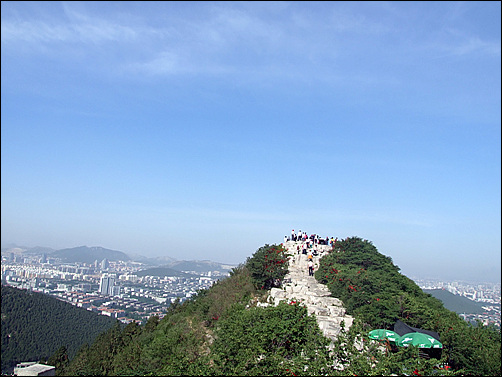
[265,241,353,345]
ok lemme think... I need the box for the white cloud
[2,2,499,89]
[1,20,71,44]
[444,31,501,57]
[1,4,154,46]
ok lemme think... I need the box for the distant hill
[2,243,237,276]
[1,245,55,254]
[50,246,130,264]
[1,285,118,374]
[166,260,236,274]
[135,266,198,278]
[126,254,178,266]
[130,257,236,274]
[128,256,236,274]
[25,246,56,254]
[423,289,488,314]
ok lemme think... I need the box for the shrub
[211,302,332,375]
[246,244,290,290]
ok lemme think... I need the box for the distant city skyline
[2,2,500,284]
[2,238,500,284]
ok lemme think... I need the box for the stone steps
[265,241,353,343]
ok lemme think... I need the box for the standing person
[284,235,288,244]
[298,229,302,242]
[291,229,296,242]
[308,260,314,276]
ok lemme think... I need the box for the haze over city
[1,2,500,283]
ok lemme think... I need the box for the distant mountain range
[1,244,236,275]
[135,266,198,278]
[51,246,131,264]
[165,260,236,274]
[423,289,490,315]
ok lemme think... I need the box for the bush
[211,302,332,375]
[246,244,291,290]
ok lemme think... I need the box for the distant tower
[100,258,109,271]
[40,253,47,264]
[112,285,121,296]
[99,274,115,296]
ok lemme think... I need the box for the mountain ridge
[423,288,491,315]
[1,244,237,274]
[50,246,131,264]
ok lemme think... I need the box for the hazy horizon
[2,237,500,284]
[2,2,500,284]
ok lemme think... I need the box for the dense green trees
[62,262,264,376]
[46,346,69,374]
[1,285,118,374]
[246,244,290,290]
[31,240,501,375]
[212,302,332,376]
[315,236,501,375]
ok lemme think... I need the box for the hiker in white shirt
[308,260,314,276]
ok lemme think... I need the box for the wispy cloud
[2,2,499,87]
[1,3,154,46]
[442,29,501,56]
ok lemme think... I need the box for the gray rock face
[265,241,354,343]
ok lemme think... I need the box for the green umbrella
[397,332,443,349]
[368,329,400,343]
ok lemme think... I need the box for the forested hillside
[424,288,488,314]
[315,237,501,375]
[50,241,502,375]
[1,285,118,374]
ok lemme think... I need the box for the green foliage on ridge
[245,244,290,290]
[57,241,500,376]
[211,302,332,376]
[315,236,501,376]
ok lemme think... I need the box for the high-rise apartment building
[99,274,117,296]
[100,258,109,271]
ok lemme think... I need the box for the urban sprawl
[1,250,500,328]
[1,252,226,325]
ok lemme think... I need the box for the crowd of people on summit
[284,229,338,248]
[283,229,339,277]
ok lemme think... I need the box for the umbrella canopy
[393,320,441,342]
[368,329,400,343]
[397,332,443,349]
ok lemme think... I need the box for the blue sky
[1,1,500,283]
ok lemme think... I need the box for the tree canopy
[33,240,501,375]
[1,285,118,374]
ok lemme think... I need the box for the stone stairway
[266,241,353,345]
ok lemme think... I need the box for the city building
[13,362,55,376]
[100,258,109,271]
[99,273,117,296]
